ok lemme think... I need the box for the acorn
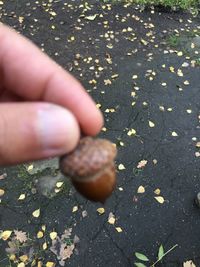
[59,137,117,203]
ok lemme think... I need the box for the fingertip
[81,108,104,136]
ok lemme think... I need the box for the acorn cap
[59,137,117,180]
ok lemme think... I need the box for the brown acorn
[59,137,117,203]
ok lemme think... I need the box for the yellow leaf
[118,164,125,170]
[137,186,145,194]
[127,129,136,136]
[97,207,105,215]
[56,182,64,188]
[43,242,48,250]
[85,14,97,20]
[148,120,155,128]
[17,263,25,267]
[108,217,115,224]
[171,131,178,137]
[72,206,78,213]
[154,196,165,204]
[196,142,200,148]
[1,230,12,240]
[0,188,5,196]
[42,225,46,232]
[108,213,115,225]
[27,164,33,171]
[161,82,167,86]
[9,254,16,261]
[46,262,55,267]
[32,209,40,218]
[18,16,24,23]
[37,261,43,267]
[19,255,28,262]
[50,231,57,240]
[18,194,26,200]
[154,188,161,195]
[49,11,56,16]
[184,80,190,85]
[115,227,123,233]
[37,231,44,239]
[177,51,183,56]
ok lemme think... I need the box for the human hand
[0,24,103,165]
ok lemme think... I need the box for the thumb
[0,103,80,165]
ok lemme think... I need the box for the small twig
[0,257,7,263]
[150,244,178,267]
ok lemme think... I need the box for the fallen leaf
[1,230,12,240]
[108,212,115,225]
[0,173,7,180]
[154,196,165,204]
[118,164,125,170]
[82,210,88,218]
[56,182,64,188]
[154,188,161,195]
[127,129,136,136]
[32,209,40,218]
[50,231,57,240]
[27,164,33,171]
[183,260,196,267]
[18,194,26,200]
[37,231,44,239]
[195,152,200,157]
[14,230,27,243]
[72,206,78,213]
[43,242,48,250]
[60,244,75,260]
[0,188,5,196]
[85,14,97,21]
[97,207,105,215]
[171,131,178,137]
[153,159,158,165]
[184,80,190,85]
[19,255,28,263]
[42,225,46,232]
[9,254,16,261]
[137,186,145,194]
[196,142,200,148]
[148,120,155,128]
[115,227,123,233]
[17,263,25,267]
[46,262,55,267]
[137,160,147,169]
[18,16,24,23]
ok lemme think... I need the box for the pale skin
[0,24,103,165]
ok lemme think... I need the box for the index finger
[0,24,103,135]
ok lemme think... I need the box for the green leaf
[158,245,165,260]
[135,252,149,262]
[134,262,147,267]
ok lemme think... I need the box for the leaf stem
[150,244,178,267]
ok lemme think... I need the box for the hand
[0,24,103,165]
